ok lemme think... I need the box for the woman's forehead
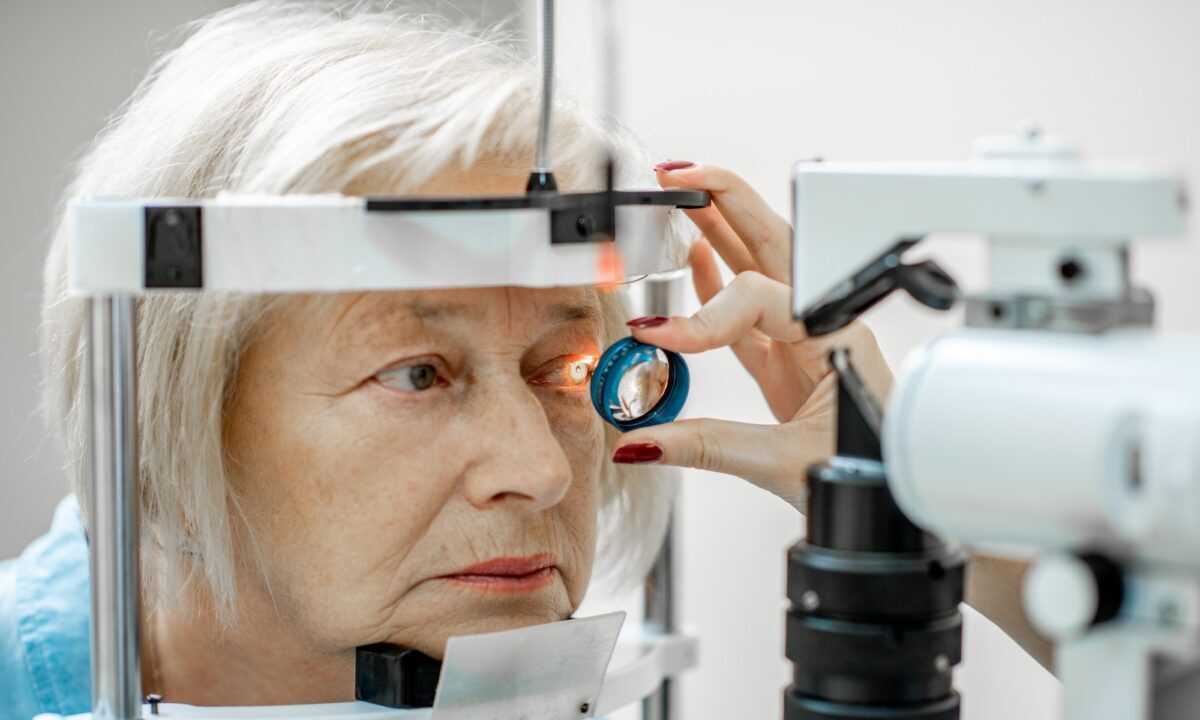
[319,286,604,342]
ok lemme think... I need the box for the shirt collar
[15,494,93,715]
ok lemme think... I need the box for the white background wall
[7,1,1200,719]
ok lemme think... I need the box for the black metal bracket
[365,189,710,246]
[800,238,958,337]
[829,347,883,462]
[144,206,203,288]
[355,644,442,709]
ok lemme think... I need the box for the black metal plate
[364,189,710,212]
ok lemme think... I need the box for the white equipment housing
[791,133,1183,315]
[886,328,1200,565]
[793,130,1196,720]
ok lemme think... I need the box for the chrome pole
[88,294,142,720]
[534,0,554,174]
[641,274,682,720]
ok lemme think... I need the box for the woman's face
[223,284,608,659]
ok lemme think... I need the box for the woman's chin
[397,611,572,661]
[381,576,575,659]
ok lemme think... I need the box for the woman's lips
[439,554,557,592]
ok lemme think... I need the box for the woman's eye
[532,356,596,388]
[376,363,442,392]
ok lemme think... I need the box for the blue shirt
[0,496,91,719]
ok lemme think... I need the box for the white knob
[1024,552,1109,640]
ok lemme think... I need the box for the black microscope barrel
[783,457,966,720]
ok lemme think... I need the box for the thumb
[611,418,829,511]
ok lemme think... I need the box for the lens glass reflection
[613,350,671,422]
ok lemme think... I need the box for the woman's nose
[461,379,575,512]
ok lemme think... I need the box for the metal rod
[642,515,677,720]
[534,0,554,172]
[597,0,620,190]
[88,294,142,720]
[641,274,682,720]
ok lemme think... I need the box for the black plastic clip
[550,195,616,245]
[144,206,202,288]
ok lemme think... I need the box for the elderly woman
[0,2,1046,718]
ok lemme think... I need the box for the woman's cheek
[539,391,604,461]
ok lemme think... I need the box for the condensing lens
[613,349,670,422]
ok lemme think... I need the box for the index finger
[656,162,792,283]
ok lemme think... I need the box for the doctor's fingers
[690,239,771,372]
[629,270,805,354]
[612,417,829,511]
[656,162,792,283]
[785,321,895,403]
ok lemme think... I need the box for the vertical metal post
[641,274,682,720]
[88,294,142,720]
[534,0,555,174]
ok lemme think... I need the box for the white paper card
[431,612,625,720]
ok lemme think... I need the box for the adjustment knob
[1023,552,1124,640]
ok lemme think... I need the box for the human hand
[611,161,893,511]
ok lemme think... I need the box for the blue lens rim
[590,336,690,431]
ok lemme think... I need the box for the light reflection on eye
[377,362,441,392]
[531,355,597,389]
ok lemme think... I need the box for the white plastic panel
[206,195,365,291]
[66,196,682,295]
[67,198,144,294]
[432,612,624,719]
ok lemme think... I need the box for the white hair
[40,0,684,625]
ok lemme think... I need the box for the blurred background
[7,0,1200,718]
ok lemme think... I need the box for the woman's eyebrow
[331,298,474,345]
[547,302,601,325]
[344,297,599,340]
[404,299,478,323]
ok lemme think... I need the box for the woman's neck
[142,588,354,707]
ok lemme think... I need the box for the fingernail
[627,316,669,329]
[653,160,695,172]
[612,443,664,464]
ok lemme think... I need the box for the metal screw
[934,654,951,672]
[580,701,591,714]
[576,214,594,237]
[146,694,163,715]
[163,210,181,227]
[1058,257,1085,283]
[801,590,820,611]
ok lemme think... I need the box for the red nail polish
[653,160,695,172]
[627,316,669,329]
[612,443,664,464]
